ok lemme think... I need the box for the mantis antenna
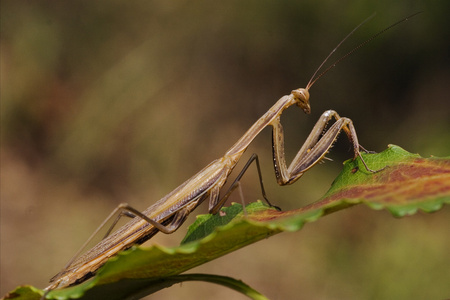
[306,11,423,91]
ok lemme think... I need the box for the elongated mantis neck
[225,94,298,158]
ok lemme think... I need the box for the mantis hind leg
[113,203,197,234]
[58,201,200,278]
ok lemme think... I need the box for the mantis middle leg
[209,153,281,215]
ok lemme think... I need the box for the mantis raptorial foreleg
[272,109,377,186]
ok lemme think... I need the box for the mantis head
[292,88,311,114]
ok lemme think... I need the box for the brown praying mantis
[42,12,421,298]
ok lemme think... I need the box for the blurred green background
[1,1,449,299]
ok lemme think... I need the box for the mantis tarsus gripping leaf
[42,12,422,299]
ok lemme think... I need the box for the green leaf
[2,286,44,300]
[320,144,450,217]
[4,274,268,300]
[5,145,449,300]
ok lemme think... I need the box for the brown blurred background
[1,1,449,299]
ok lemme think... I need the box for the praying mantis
[42,12,421,298]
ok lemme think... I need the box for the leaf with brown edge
[316,144,450,217]
[5,145,449,300]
